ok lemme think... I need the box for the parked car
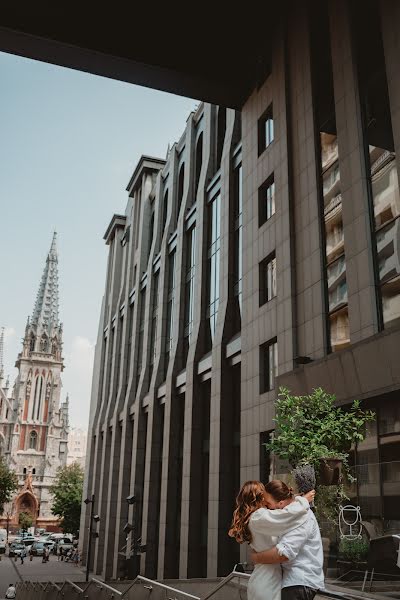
[21,537,35,552]
[57,537,74,553]
[30,541,45,556]
[9,543,25,557]
[40,538,55,552]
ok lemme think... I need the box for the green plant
[51,462,84,534]
[0,457,18,514]
[19,511,33,531]
[264,387,375,524]
[338,537,369,562]
[265,387,375,471]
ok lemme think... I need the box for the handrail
[202,570,250,600]
[91,578,123,596]
[124,575,201,599]
[66,580,85,593]
[52,583,61,591]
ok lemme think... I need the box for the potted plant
[265,387,375,483]
[337,537,369,578]
[265,387,375,527]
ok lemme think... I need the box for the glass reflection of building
[370,148,400,327]
[320,132,350,351]
[348,395,400,534]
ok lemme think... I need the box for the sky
[0,51,197,428]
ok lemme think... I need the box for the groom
[250,491,324,600]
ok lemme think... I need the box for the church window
[29,336,35,352]
[23,467,27,474]
[32,468,36,474]
[29,430,38,450]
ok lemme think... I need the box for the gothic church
[0,233,69,529]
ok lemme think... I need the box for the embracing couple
[229,480,324,600]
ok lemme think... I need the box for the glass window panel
[370,149,400,229]
[376,219,400,284]
[327,256,347,311]
[381,276,400,328]
[267,181,275,220]
[329,306,350,352]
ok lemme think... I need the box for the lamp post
[5,511,12,544]
[124,494,146,579]
[84,494,96,583]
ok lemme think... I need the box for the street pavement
[0,554,86,597]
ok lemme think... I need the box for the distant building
[0,233,69,530]
[67,428,87,470]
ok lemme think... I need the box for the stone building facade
[67,427,87,470]
[81,0,400,581]
[0,233,69,529]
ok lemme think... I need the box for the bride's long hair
[228,480,294,544]
[228,480,266,544]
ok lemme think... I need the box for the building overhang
[103,214,127,244]
[126,155,166,196]
[0,6,277,109]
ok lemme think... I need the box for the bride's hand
[304,489,315,503]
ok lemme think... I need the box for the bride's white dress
[247,496,309,600]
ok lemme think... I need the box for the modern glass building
[53,0,400,581]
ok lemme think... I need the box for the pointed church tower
[3,233,69,528]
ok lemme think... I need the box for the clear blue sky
[0,51,197,427]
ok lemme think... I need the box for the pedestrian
[74,550,80,567]
[58,546,63,562]
[5,583,16,599]
[20,546,26,565]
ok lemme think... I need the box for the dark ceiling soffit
[0,26,246,109]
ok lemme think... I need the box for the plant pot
[318,458,342,485]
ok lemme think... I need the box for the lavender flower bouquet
[291,464,316,506]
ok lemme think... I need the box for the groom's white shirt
[276,510,325,590]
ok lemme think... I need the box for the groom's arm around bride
[251,508,325,600]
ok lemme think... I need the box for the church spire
[31,232,60,331]
[0,326,4,383]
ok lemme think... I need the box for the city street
[0,554,86,597]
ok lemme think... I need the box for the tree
[19,511,33,531]
[0,457,18,514]
[51,462,84,534]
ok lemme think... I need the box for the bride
[228,480,315,600]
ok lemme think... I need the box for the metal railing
[16,569,391,600]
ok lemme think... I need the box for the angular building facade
[81,0,400,581]
[0,233,69,529]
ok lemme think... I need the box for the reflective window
[194,133,203,199]
[259,175,275,226]
[124,303,134,395]
[260,338,278,393]
[183,227,196,363]
[347,395,400,527]
[234,165,243,316]
[165,251,176,376]
[114,315,123,399]
[216,108,226,167]
[148,210,155,260]
[162,189,169,233]
[259,253,277,305]
[320,132,350,352]
[136,290,146,392]
[258,105,274,155]
[177,164,185,218]
[353,0,400,329]
[148,273,159,384]
[207,194,221,343]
